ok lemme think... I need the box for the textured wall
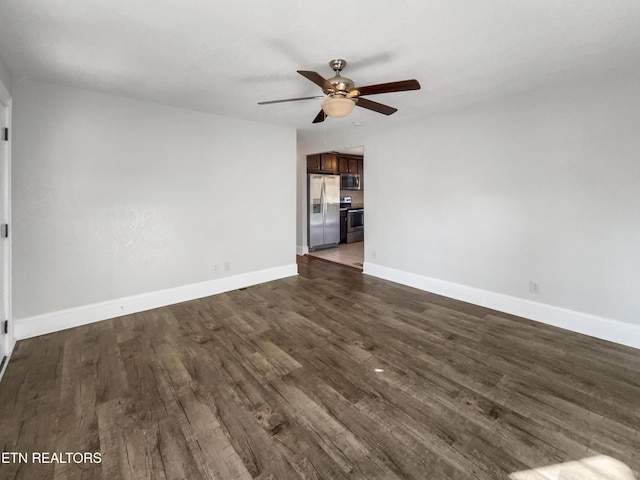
[12,79,296,319]
[298,69,640,326]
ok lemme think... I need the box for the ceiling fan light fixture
[321,96,356,118]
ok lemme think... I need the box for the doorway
[0,83,11,376]
[306,146,364,270]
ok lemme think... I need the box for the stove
[340,196,364,243]
[340,196,352,209]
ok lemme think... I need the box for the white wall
[298,69,640,345]
[13,79,296,325]
[295,133,307,254]
[0,55,11,94]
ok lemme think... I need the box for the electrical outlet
[530,281,540,294]
[223,261,231,272]
[371,250,377,260]
[213,264,220,273]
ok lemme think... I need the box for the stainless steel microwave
[340,173,361,190]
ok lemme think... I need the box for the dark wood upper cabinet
[307,153,338,174]
[337,154,363,174]
[308,152,363,177]
[338,156,349,174]
[348,157,359,174]
[306,154,321,172]
[321,153,337,174]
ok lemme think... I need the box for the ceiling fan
[258,59,421,123]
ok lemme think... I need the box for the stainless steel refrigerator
[308,174,340,251]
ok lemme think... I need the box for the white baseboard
[363,262,640,351]
[297,244,309,256]
[14,264,298,340]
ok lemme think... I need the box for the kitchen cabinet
[337,156,349,174]
[308,152,364,187]
[306,154,321,172]
[337,155,363,174]
[307,153,337,174]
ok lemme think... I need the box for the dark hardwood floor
[1,255,639,479]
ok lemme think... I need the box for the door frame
[0,77,12,381]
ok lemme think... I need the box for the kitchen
[306,149,364,269]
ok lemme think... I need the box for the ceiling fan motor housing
[324,59,356,97]
[325,76,355,96]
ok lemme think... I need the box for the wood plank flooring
[1,255,639,479]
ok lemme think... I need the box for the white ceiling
[1,0,639,135]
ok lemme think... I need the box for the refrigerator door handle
[321,180,326,225]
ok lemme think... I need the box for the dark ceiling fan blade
[297,70,334,91]
[258,96,323,105]
[312,110,327,123]
[353,79,421,96]
[355,97,398,115]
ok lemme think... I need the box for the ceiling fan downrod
[329,59,347,74]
